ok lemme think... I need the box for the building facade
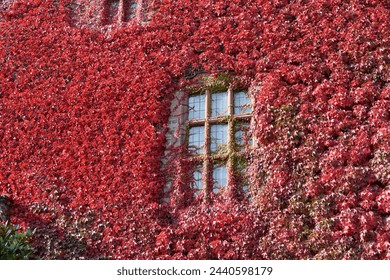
[0,0,388,259]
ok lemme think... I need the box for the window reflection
[188,94,205,120]
[193,168,203,195]
[211,91,228,117]
[234,91,251,115]
[210,124,228,153]
[213,165,227,192]
[234,123,252,149]
[124,0,138,21]
[188,126,204,154]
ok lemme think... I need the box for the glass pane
[235,129,244,147]
[188,126,204,154]
[213,165,227,192]
[235,160,250,193]
[210,124,228,153]
[188,94,205,119]
[103,0,120,25]
[234,123,252,149]
[192,168,203,195]
[211,91,228,117]
[124,0,138,21]
[234,91,251,115]
[241,177,250,195]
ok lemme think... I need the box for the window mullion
[117,0,124,23]
[227,88,234,146]
[227,88,234,188]
[204,90,211,156]
[202,90,211,197]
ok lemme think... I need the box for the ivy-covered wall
[0,0,388,259]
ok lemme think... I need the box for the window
[187,87,252,195]
[210,124,228,153]
[188,126,204,155]
[211,92,228,117]
[212,165,227,193]
[192,167,203,196]
[123,0,138,21]
[188,94,205,120]
[102,0,140,25]
[234,91,252,115]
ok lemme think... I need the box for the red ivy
[0,0,388,259]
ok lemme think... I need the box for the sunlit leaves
[0,0,388,259]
